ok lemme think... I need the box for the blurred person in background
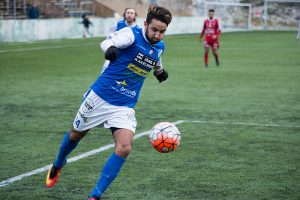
[80,14,93,38]
[27,3,40,19]
[199,9,221,68]
[110,7,139,33]
[297,18,300,40]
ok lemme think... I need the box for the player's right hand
[105,46,119,61]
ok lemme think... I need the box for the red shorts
[204,36,219,49]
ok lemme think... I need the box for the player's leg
[53,88,97,169]
[46,89,98,188]
[46,128,89,188]
[54,128,89,168]
[204,39,212,68]
[212,41,219,66]
[83,30,86,38]
[88,28,93,37]
[204,46,209,68]
[88,128,134,199]
[83,28,88,38]
[212,48,219,66]
[88,106,136,199]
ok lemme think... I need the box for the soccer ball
[149,122,181,153]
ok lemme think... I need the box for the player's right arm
[100,27,135,61]
[199,20,206,41]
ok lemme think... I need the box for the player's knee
[115,143,132,158]
[69,128,88,141]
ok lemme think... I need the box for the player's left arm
[154,58,168,83]
[216,20,221,37]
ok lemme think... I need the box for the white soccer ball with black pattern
[149,122,181,153]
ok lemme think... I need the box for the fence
[0,16,206,42]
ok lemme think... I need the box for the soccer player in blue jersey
[113,7,138,32]
[101,7,139,73]
[46,5,172,200]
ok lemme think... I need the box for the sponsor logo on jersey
[133,52,157,69]
[116,80,128,86]
[127,63,149,77]
[119,87,136,98]
[124,70,145,83]
[112,80,137,98]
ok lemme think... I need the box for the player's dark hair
[209,9,215,13]
[146,5,172,26]
[123,7,137,22]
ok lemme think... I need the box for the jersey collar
[125,21,136,28]
[142,27,151,44]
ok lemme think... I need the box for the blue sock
[53,132,78,168]
[90,153,126,198]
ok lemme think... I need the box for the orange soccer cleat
[46,165,61,188]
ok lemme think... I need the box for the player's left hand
[154,69,168,83]
[105,46,119,61]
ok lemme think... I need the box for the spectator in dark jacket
[80,14,93,38]
[27,3,40,19]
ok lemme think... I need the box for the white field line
[183,120,300,128]
[0,120,184,188]
[0,42,96,53]
[0,119,299,188]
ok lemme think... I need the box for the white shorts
[73,89,137,133]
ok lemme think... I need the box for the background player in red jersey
[199,9,221,68]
